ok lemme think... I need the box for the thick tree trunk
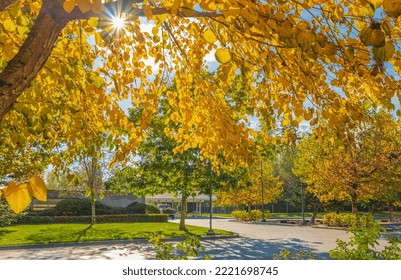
[0,0,74,121]
[388,203,395,222]
[0,0,218,121]
[179,194,188,231]
[308,203,318,225]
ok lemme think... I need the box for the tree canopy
[2,0,401,213]
[2,0,401,168]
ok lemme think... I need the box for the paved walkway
[0,218,399,260]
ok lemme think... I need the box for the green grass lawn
[0,222,233,247]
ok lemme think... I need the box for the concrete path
[172,218,348,259]
[0,218,399,260]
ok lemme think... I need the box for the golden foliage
[2,0,401,196]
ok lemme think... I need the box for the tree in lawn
[358,112,401,222]
[294,109,401,216]
[216,159,283,213]
[274,146,322,225]
[108,98,207,231]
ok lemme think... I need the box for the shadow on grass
[0,228,15,238]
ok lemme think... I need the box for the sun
[112,16,126,31]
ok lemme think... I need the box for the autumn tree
[274,146,322,224]
[216,159,283,211]
[3,0,401,166]
[3,0,401,211]
[294,110,401,217]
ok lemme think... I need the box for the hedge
[16,214,168,224]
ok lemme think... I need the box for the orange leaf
[92,0,103,14]
[63,0,76,13]
[77,0,91,13]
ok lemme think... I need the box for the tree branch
[0,0,19,12]
[0,0,220,122]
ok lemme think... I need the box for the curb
[0,234,241,251]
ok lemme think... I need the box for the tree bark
[388,203,395,222]
[0,0,72,121]
[91,191,96,225]
[0,0,219,121]
[308,203,318,225]
[0,0,19,12]
[179,193,188,231]
[350,194,358,215]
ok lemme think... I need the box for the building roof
[145,192,217,203]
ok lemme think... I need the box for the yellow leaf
[370,0,383,8]
[4,182,32,214]
[88,17,98,28]
[2,19,16,32]
[28,175,47,202]
[77,0,91,13]
[215,48,231,64]
[91,0,103,14]
[203,29,217,44]
[63,0,76,13]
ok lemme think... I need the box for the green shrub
[37,207,58,216]
[249,209,263,221]
[125,202,162,214]
[322,212,358,227]
[0,198,18,227]
[231,210,248,221]
[146,204,161,214]
[107,207,126,215]
[54,198,111,216]
[150,234,210,260]
[125,202,147,214]
[16,214,168,224]
[322,212,335,226]
[263,210,271,219]
[330,215,401,260]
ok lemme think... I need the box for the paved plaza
[0,217,400,260]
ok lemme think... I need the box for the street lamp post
[301,182,305,225]
[260,160,266,222]
[207,160,215,235]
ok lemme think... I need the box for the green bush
[54,198,111,216]
[231,210,248,221]
[0,198,18,227]
[16,214,168,224]
[125,202,161,214]
[146,204,161,214]
[125,202,146,214]
[107,207,126,215]
[330,215,401,260]
[322,212,358,227]
[263,210,271,219]
[249,209,263,221]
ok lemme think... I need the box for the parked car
[157,204,176,220]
